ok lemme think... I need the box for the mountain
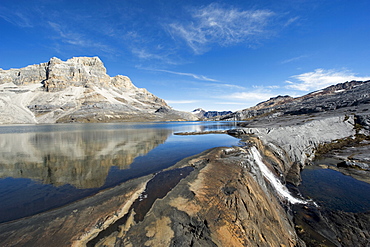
[219,80,370,121]
[191,108,233,119]
[0,57,197,124]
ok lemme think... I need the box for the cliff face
[0,57,197,123]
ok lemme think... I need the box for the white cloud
[145,68,220,82]
[284,16,299,27]
[48,21,114,53]
[0,7,33,28]
[215,90,276,109]
[230,91,275,101]
[132,48,165,60]
[280,55,307,64]
[167,3,275,54]
[286,69,370,91]
[209,83,246,90]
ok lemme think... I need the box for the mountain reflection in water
[0,128,171,188]
[0,122,238,223]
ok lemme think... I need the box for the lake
[0,121,240,223]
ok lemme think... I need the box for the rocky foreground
[0,57,197,124]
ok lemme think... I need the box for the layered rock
[0,57,197,123]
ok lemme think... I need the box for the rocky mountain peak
[43,56,111,92]
[0,56,198,124]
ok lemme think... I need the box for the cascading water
[250,146,307,204]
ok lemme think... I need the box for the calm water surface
[0,121,240,223]
[299,159,370,213]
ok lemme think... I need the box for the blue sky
[1,0,369,111]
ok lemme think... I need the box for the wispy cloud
[139,67,220,82]
[0,7,33,28]
[229,91,275,101]
[281,55,307,64]
[209,82,246,90]
[48,21,115,54]
[284,16,299,27]
[217,90,275,109]
[167,3,275,54]
[286,69,370,91]
[132,48,166,61]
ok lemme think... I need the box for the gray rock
[337,160,370,170]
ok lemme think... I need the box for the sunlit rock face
[0,128,171,188]
[0,57,198,124]
[85,147,302,247]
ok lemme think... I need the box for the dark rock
[155,106,171,113]
[294,204,370,247]
[221,186,237,195]
[355,114,370,130]
[337,160,370,170]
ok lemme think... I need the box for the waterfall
[250,146,307,204]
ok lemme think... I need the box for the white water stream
[250,146,307,204]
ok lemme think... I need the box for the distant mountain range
[0,57,197,124]
[217,80,370,121]
[191,108,233,119]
